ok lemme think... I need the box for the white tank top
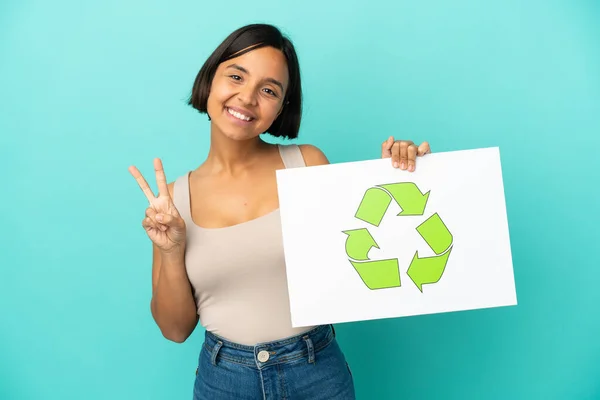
[172,144,314,345]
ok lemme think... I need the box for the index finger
[129,165,156,203]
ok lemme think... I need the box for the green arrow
[349,259,401,290]
[342,228,379,261]
[407,246,452,292]
[416,213,453,254]
[354,187,392,226]
[379,182,430,216]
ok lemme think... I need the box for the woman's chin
[213,118,266,142]
[215,125,262,142]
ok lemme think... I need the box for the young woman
[129,23,430,400]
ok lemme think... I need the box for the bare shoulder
[298,144,330,167]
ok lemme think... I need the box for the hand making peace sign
[129,158,186,253]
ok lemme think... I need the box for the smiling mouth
[226,107,255,122]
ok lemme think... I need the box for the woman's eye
[263,88,277,97]
[230,75,241,80]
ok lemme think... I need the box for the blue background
[1,0,599,399]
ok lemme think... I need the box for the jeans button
[257,350,270,362]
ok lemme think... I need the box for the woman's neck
[203,126,271,175]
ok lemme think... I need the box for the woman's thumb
[156,213,182,227]
[381,136,394,157]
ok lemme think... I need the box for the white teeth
[227,108,252,121]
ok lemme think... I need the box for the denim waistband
[203,325,335,368]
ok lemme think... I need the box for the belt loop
[303,335,315,364]
[211,340,223,366]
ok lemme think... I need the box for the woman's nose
[237,85,258,105]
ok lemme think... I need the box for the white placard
[276,147,517,327]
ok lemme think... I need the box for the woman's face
[206,46,289,141]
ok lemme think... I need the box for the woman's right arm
[129,160,199,343]
[150,241,199,343]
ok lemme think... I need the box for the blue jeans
[193,324,356,399]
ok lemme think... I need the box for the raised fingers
[129,165,155,203]
[154,158,170,198]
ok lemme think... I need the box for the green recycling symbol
[342,182,453,292]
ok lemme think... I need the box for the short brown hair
[188,24,302,140]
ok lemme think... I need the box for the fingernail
[401,162,405,169]
[156,214,163,222]
[393,162,398,168]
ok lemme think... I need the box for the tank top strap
[172,171,192,221]
[277,144,306,169]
